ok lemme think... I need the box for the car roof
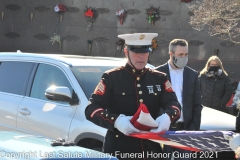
[0,51,127,66]
[0,51,154,68]
[200,106,235,131]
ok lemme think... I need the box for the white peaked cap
[118,33,158,46]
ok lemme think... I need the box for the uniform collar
[125,63,146,76]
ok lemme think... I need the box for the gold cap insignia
[139,35,145,40]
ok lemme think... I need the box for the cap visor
[130,48,151,53]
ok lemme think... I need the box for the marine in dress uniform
[85,33,181,160]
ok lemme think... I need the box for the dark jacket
[236,111,240,132]
[199,72,232,112]
[85,63,181,160]
[155,63,202,130]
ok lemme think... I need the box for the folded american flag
[130,131,235,152]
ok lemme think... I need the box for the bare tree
[187,0,240,44]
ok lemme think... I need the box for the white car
[0,51,236,153]
[0,131,118,160]
[200,106,235,131]
[0,51,129,150]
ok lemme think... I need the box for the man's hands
[115,113,171,134]
[150,113,171,132]
[114,114,140,135]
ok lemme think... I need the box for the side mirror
[45,86,79,105]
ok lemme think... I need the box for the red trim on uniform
[94,80,106,95]
[90,108,104,118]
[164,80,174,92]
[96,113,114,124]
[171,105,181,122]
[124,67,147,76]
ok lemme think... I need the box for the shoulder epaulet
[147,68,167,76]
[105,66,124,74]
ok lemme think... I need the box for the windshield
[72,66,116,99]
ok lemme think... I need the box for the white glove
[235,147,240,159]
[229,133,240,158]
[114,114,140,135]
[150,113,171,133]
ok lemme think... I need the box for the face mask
[172,55,188,69]
[208,66,219,75]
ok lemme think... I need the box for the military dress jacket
[85,63,181,160]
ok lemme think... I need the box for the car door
[0,61,35,131]
[17,63,77,140]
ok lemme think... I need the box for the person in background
[233,82,240,132]
[234,86,240,159]
[85,33,181,160]
[237,110,240,133]
[225,80,239,116]
[199,55,232,113]
[155,39,202,160]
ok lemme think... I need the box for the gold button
[101,112,103,114]
[122,93,125,95]
[116,135,119,138]
[139,99,143,103]
[111,117,114,120]
[172,116,174,118]
[141,70,144,72]
[106,114,108,117]
[137,77,140,81]
[154,93,157,95]
[137,84,141,87]
[132,69,135,73]
[139,91,142,95]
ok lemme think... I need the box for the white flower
[50,34,61,45]
[116,9,125,16]
[54,4,60,12]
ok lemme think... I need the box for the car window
[71,65,154,99]
[0,61,34,95]
[30,63,73,101]
[71,66,115,99]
